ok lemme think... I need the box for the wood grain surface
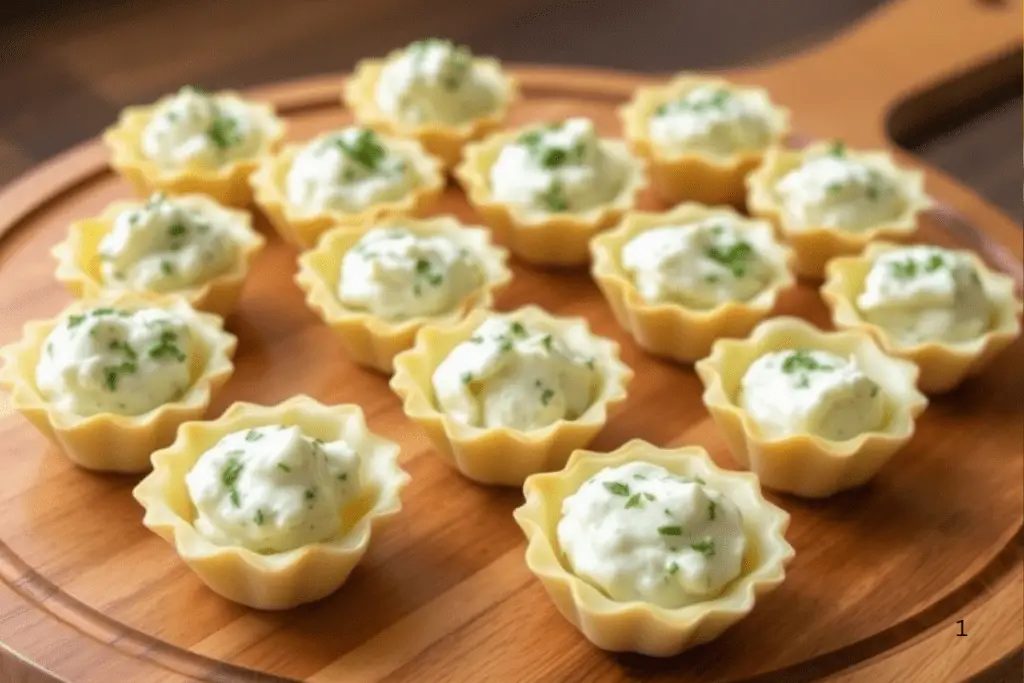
[0,1,1022,681]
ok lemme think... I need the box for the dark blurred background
[0,0,1020,221]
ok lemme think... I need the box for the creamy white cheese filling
[432,317,598,431]
[186,425,361,553]
[857,246,990,344]
[35,307,193,417]
[141,86,264,168]
[557,462,745,608]
[375,38,500,125]
[98,193,240,293]
[285,127,417,215]
[489,117,627,214]
[775,143,905,231]
[740,349,885,440]
[339,227,483,320]
[621,217,777,309]
[648,85,777,156]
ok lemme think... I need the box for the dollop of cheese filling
[339,227,483,320]
[375,38,500,125]
[186,425,361,553]
[621,218,777,309]
[648,86,777,156]
[740,349,885,440]
[35,307,193,417]
[432,318,598,431]
[857,246,990,344]
[142,86,264,168]
[98,193,240,293]
[775,143,905,231]
[557,462,745,608]
[490,118,627,214]
[285,127,417,215]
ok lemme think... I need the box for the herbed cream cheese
[739,349,885,440]
[775,142,905,231]
[489,118,627,214]
[142,86,264,168]
[432,317,598,431]
[339,227,483,320]
[285,127,417,215]
[557,462,745,608]
[648,85,777,156]
[375,38,500,125]
[857,246,990,345]
[185,425,361,553]
[621,218,777,309]
[35,307,193,417]
[98,193,241,293]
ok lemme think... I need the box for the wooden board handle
[744,0,1023,145]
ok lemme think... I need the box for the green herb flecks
[461,371,474,384]
[254,509,265,525]
[160,260,175,277]
[510,321,527,337]
[67,314,87,329]
[625,493,644,509]
[336,129,387,172]
[658,525,683,536]
[708,500,717,521]
[149,330,187,363]
[539,181,569,212]
[541,334,553,351]
[667,561,680,576]
[690,539,716,557]
[276,462,292,473]
[540,388,555,406]
[781,349,834,374]
[705,240,754,279]
[305,487,317,501]
[207,114,241,151]
[108,339,138,361]
[245,429,263,442]
[828,140,846,157]
[103,361,138,391]
[603,481,630,497]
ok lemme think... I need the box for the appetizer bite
[345,38,518,168]
[0,294,236,472]
[696,317,928,498]
[456,117,646,266]
[822,242,1023,393]
[251,126,445,249]
[591,203,794,362]
[133,395,408,610]
[104,85,285,206]
[514,440,793,655]
[53,192,264,318]
[295,215,512,373]
[746,140,931,278]
[620,74,789,207]
[390,305,632,485]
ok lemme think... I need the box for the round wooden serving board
[0,1,1021,681]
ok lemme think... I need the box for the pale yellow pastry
[620,74,789,207]
[132,395,408,609]
[344,38,518,169]
[746,141,931,278]
[591,203,794,363]
[295,215,512,373]
[0,294,236,473]
[456,118,646,266]
[52,192,264,318]
[250,126,446,249]
[513,439,793,656]
[104,86,285,207]
[695,316,928,498]
[389,305,632,485]
[822,241,1023,394]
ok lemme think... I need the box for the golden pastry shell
[132,395,409,610]
[294,214,513,374]
[389,305,633,486]
[590,203,795,363]
[695,316,928,498]
[513,439,793,656]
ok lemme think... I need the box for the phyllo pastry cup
[513,439,793,656]
[295,215,513,373]
[745,143,932,279]
[821,242,1023,394]
[590,203,794,363]
[343,54,518,170]
[695,317,928,498]
[250,134,446,249]
[103,91,285,207]
[132,395,408,609]
[0,294,236,473]
[619,74,790,208]
[389,305,633,486]
[455,128,646,267]
[52,194,265,319]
